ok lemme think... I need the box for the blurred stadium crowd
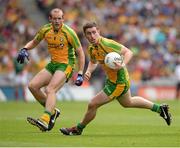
[0,0,179,90]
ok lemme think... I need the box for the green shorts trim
[45,62,73,81]
[103,79,130,100]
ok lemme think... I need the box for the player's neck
[92,37,101,46]
[53,24,62,33]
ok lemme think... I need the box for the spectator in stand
[0,0,179,93]
[175,59,180,99]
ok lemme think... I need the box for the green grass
[0,100,180,147]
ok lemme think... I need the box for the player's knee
[88,101,98,110]
[45,86,55,94]
[28,82,37,91]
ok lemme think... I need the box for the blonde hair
[49,8,63,18]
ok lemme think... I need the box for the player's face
[49,11,64,31]
[85,27,100,45]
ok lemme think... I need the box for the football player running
[60,21,172,136]
[16,8,85,132]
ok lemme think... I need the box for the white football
[104,52,124,69]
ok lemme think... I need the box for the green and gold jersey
[88,37,129,84]
[34,23,81,67]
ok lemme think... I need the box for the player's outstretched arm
[76,46,85,75]
[120,46,133,65]
[84,61,98,81]
[17,39,39,64]
[24,39,39,50]
[75,46,85,86]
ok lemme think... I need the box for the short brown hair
[83,22,98,33]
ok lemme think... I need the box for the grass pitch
[0,100,180,147]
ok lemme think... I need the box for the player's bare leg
[60,88,172,135]
[117,90,154,109]
[28,69,52,106]
[118,90,171,125]
[80,91,111,125]
[45,70,66,113]
[37,70,66,130]
[27,69,63,131]
[60,91,111,135]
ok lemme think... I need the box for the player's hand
[113,61,125,70]
[75,74,83,86]
[17,48,29,64]
[84,71,91,81]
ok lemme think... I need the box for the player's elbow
[126,49,133,59]
[129,50,133,58]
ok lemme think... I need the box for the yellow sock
[40,110,51,124]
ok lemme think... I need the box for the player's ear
[97,28,100,34]
[49,16,52,22]
[83,30,87,38]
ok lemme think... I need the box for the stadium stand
[0,0,179,100]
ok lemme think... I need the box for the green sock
[77,123,86,130]
[151,104,160,113]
